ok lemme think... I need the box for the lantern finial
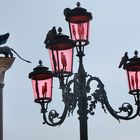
[77,2,80,7]
[134,50,138,58]
[58,27,62,34]
[39,60,43,66]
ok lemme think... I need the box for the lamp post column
[0,57,15,140]
[78,94,88,140]
[77,54,88,140]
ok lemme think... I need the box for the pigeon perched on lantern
[120,51,140,97]
[44,26,57,44]
[44,27,75,77]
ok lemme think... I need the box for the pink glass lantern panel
[31,78,53,102]
[49,48,73,75]
[70,22,89,45]
[127,71,140,94]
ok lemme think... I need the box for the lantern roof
[29,60,53,80]
[46,27,75,50]
[124,50,140,71]
[64,2,93,23]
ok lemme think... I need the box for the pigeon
[0,33,10,45]
[63,8,71,17]
[118,52,129,68]
[44,26,57,44]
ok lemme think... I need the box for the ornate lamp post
[28,2,140,140]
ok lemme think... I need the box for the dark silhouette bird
[63,8,71,17]
[118,52,129,68]
[44,26,57,44]
[0,33,10,46]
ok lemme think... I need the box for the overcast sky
[1,0,140,140]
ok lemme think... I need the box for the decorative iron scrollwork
[42,103,68,126]
[85,75,140,121]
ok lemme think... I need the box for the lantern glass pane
[49,48,73,75]
[70,22,89,44]
[127,71,140,93]
[31,78,52,102]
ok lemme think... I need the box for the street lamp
[28,60,53,104]
[64,2,92,46]
[45,27,75,77]
[28,2,140,140]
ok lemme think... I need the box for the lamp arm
[86,75,139,121]
[40,73,79,127]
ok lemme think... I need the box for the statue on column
[0,33,31,63]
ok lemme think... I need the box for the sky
[0,0,140,140]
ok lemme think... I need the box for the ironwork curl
[41,102,68,126]
[40,74,79,126]
[86,76,107,116]
[86,75,140,121]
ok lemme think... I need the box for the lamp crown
[64,2,93,23]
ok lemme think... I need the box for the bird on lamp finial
[118,52,129,68]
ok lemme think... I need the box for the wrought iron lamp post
[28,2,140,140]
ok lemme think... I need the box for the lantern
[64,2,92,46]
[123,51,140,95]
[45,27,75,77]
[28,60,53,103]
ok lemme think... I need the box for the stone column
[0,57,15,140]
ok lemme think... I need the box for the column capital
[0,57,15,83]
